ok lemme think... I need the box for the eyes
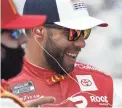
[1,29,23,39]
[11,29,23,39]
[44,24,91,41]
[64,28,91,41]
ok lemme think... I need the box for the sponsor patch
[12,81,35,95]
[68,94,109,107]
[90,95,108,103]
[82,64,100,71]
[90,95,109,106]
[20,94,40,101]
[76,75,98,91]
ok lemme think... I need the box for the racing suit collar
[24,59,65,85]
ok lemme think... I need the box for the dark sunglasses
[1,29,23,39]
[44,24,91,41]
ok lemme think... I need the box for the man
[1,0,55,107]
[8,0,113,107]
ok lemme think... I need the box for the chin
[67,67,74,73]
[62,64,75,74]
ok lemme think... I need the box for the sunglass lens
[12,30,22,39]
[83,29,91,39]
[68,29,91,41]
[69,30,80,41]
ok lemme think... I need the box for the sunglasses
[1,29,23,39]
[68,29,91,41]
[44,24,91,41]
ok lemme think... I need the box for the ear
[32,26,45,39]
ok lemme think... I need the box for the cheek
[51,32,73,54]
[52,32,70,47]
[54,37,71,50]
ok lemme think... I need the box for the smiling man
[8,0,113,107]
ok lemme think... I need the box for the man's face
[43,26,86,75]
[1,29,27,80]
[1,29,27,60]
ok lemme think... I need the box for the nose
[73,36,86,48]
[19,33,28,45]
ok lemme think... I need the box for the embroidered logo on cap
[71,0,87,10]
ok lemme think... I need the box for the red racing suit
[8,59,113,107]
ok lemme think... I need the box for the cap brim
[54,16,108,30]
[2,15,46,29]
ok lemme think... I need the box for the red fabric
[1,0,46,29]
[1,79,12,93]
[8,59,113,107]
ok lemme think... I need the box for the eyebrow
[44,24,67,29]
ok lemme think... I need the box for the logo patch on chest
[76,75,98,91]
[12,81,35,95]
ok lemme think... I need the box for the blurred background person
[1,0,46,80]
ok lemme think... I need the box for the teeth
[66,53,77,57]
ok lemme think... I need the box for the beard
[43,38,74,75]
[1,44,25,80]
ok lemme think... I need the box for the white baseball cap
[24,0,108,30]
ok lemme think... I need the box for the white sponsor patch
[76,75,98,91]
[12,81,35,95]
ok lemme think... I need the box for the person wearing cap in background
[8,0,113,107]
[1,0,55,107]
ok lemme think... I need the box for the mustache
[75,47,81,51]
[65,47,81,53]
[73,47,81,52]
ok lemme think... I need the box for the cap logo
[70,0,87,10]
[9,0,17,14]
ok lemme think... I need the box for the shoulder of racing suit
[74,62,113,80]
